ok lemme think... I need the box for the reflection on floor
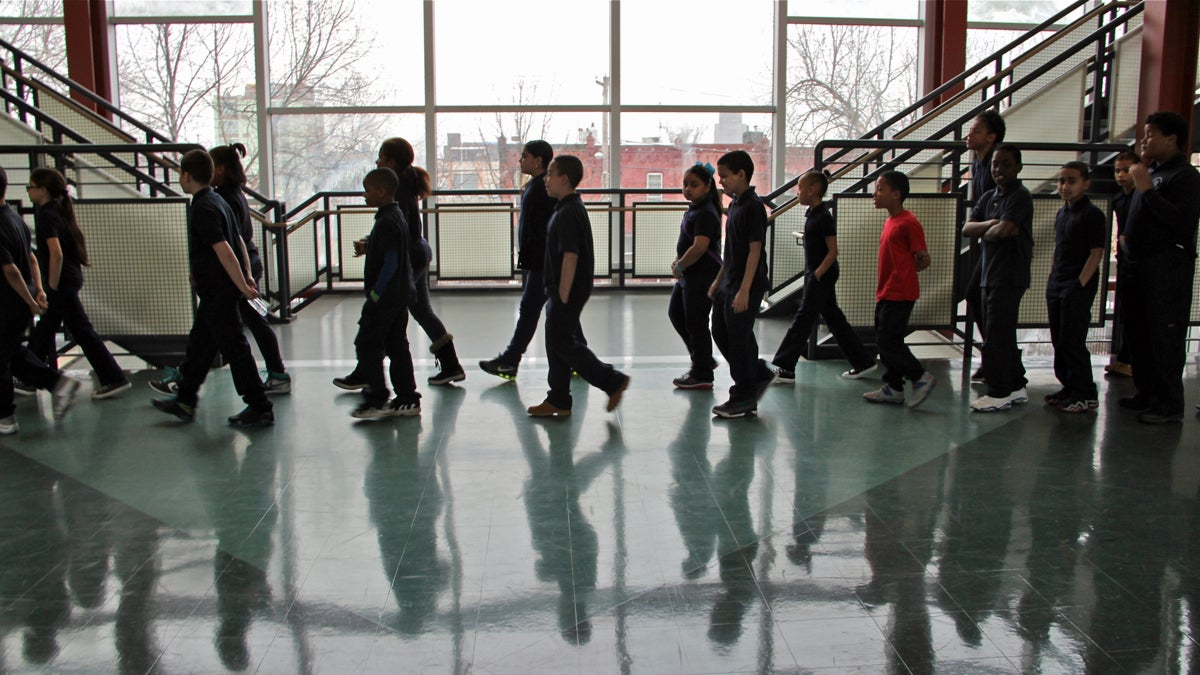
[0,292,1196,673]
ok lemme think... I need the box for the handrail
[0,35,174,145]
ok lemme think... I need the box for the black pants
[712,287,771,404]
[1111,257,1131,363]
[355,297,418,406]
[176,293,271,412]
[668,270,716,381]
[28,287,124,386]
[966,255,985,368]
[544,296,622,410]
[1047,284,1098,400]
[239,298,285,374]
[772,271,874,372]
[1125,251,1195,415]
[500,267,547,365]
[980,285,1027,397]
[409,266,448,342]
[874,300,924,390]
[0,301,64,418]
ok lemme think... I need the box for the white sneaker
[863,384,905,404]
[52,376,80,421]
[1009,388,1029,405]
[907,372,936,408]
[842,362,880,379]
[0,415,17,435]
[970,391,1022,412]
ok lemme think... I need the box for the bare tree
[785,24,919,148]
[0,0,68,72]
[463,78,554,190]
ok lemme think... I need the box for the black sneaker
[428,366,466,386]
[152,397,195,422]
[389,399,421,417]
[773,367,796,384]
[228,406,274,428]
[333,373,371,391]
[12,380,35,396]
[970,367,985,383]
[712,399,756,419]
[1043,389,1069,406]
[92,380,132,400]
[479,357,518,381]
[1118,395,1152,412]
[352,401,396,419]
[672,372,713,390]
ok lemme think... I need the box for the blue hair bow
[694,161,715,177]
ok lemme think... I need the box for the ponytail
[379,137,431,199]
[210,142,248,187]
[30,167,89,266]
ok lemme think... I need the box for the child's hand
[707,283,718,299]
[353,239,367,257]
[732,288,750,313]
[670,260,682,278]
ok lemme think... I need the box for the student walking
[668,162,722,390]
[375,138,465,386]
[526,155,630,418]
[0,168,79,433]
[1043,162,1105,413]
[25,168,129,399]
[480,140,557,380]
[863,171,935,407]
[770,170,876,383]
[709,151,775,419]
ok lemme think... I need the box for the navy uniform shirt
[364,201,414,305]
[676,200,722,278]
[1123,152,1200,261]
[34,200,84,292]
[803,201,837,279]
[215,183,261,277]
[970,179,1033,289]
[721,186,769,294]
[518,173,556,271]
[1047,196,1106,296]
[543,193,594,306]
[0,203,34,304]
[971,148,997,203]
[188,186,245,299]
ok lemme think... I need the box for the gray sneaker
[264,371,292,395]
[863,384,905,405]
[907,373,936,408]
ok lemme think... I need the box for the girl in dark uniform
[668,163,723,389]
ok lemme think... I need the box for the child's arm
[708,265,724,299]
[813,236,837,280]
[212,241,258,299]
[1078,247,1103,286]
[558,252,578,303]
[43,236,63,290]
[2,263,42,314]
[673,235,712,277]
[914,249,931,271]
[961,218,997,238]
[237,236,254,289]
[27,252,45,307]
[733,242,762,313]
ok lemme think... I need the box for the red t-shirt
[876,209,927,302]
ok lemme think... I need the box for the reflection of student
[364,387,464,633]
[707,422,759,647]
[668,391,718,577]
[0,449,70,665]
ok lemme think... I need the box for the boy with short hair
[1104,150,1139,377]
[963,110,1006,382]
[480,139,556,380]
[1044,161,1106,413]
[962,144,1033,412]
[152,149,273,427]
[709,150,775,419]
[527,155,629,417]
[337,167,420,419]
[864,171,935,407]
[771,170,876,383]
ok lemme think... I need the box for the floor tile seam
[914,574,1029,671]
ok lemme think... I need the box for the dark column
[920,0,968,110]
[62,0,112,116]
[1137,0,1200,146]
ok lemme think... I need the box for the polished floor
[1,291,1197,674]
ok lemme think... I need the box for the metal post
[252,0,275,199]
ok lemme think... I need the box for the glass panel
[788,0,918,20]
[111,0,251,17]
[433,0,608,105]
[620,112,776,193]
[270,0,423,107]
[967,0,1085,23]
[115,22,257,145]
[622,0,771,105]
[436,111,606,192]
[784,24,919,147]
[0,0,62,17]
[269,113,424,208]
